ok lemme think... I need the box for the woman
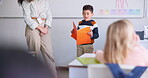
[18,0,58,78]
[96,20,148,66]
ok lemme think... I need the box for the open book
[77,57,101,66]
[71,22,92,45]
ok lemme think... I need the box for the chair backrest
[88,64,148,78]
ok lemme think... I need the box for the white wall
[0,19,27,49]
[49,0,144,18]
[0,0,147,66]
[0,18,148,66]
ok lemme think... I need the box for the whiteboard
[49,0,144,18]
[0,0,145,18]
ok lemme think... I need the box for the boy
[71,5,99,57]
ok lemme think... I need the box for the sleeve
[77,21,82,30]
[77,26,80,30]
[91,23,99,39]
[22,1,38,30]
[45,0,52,28]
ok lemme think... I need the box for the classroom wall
[0,19,27,50]
[0,0,148,66]
[0,18,148,66]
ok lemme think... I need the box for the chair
[88,64,148,78]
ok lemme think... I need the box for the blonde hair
[104,20,135,64]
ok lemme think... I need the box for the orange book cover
[77,27,92,45]
[71,22,93,45]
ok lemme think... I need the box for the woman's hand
[40,26,48,36]
[36,26,48,36]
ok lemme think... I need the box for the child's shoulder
[90,20,97,25]
[78,20,83,24]
[78,20,97,27]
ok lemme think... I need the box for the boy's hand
[88,30,93,37]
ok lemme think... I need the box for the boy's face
[82,10,94,21]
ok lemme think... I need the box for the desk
[68,53,95,78]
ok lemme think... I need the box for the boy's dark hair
[83,5,93,13]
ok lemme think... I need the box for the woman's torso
[23,0,48,18]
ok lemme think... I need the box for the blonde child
[96,20,148,66]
